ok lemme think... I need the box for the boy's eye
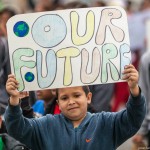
[60,96,68,101]
[74,94,81,98]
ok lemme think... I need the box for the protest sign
[7,6,131,91]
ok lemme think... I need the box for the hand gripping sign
[7,6,131,91]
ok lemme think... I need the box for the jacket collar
[60,112,93,129]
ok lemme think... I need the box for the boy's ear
[87,92,92,104]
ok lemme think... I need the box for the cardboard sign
[7,6,131,91]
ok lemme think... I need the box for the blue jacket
[4,93,146,150]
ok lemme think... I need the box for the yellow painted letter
[57,47,80,86]
[71,11,95,46]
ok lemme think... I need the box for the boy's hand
[122,64,139,97]
[6,74,20,105]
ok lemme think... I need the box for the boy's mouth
[68,107,79,111]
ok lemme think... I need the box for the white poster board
[7,6,131,91]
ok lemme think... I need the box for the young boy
[4,64,146,150]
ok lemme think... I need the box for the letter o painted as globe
[25,72,35,82]
[32,14,67,48]
[13,21,29,37]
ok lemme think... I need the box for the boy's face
[57,86,92,121]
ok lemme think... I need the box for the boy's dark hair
[82,86,90,96]
[56,86,90,99]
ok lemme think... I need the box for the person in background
[0,8,16,108]
[91,0,106,7]
[64,1,88,9]
[0,8,16,37]
[34,0,52,12]
[32,89,60,117]
[34,0,62,12]
[132,50,150,147]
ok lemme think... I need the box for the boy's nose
[68,98,75,105]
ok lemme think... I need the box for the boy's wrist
[10,96,20,106]
[130,84,140,97]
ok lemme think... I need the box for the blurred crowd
[0,0,150,149]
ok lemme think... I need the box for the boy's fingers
[7,77,19,85]
[124,64,135,69]
[10,85,18,90]
[7,82,16,87]
[122,73,138,80]
[122,68,137,74]
[8,74,16,79]
[7,80,19,88]
[7,85,19,91]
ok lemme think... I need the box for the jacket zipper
[74,128,78,150]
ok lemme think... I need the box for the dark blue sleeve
[113,91,146,147]
[4,104,33,148]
